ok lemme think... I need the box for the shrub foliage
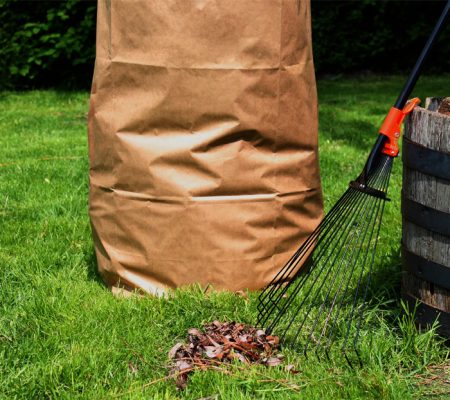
[0,0,96,89]
[0,0,449,89]
[312,0,450,75]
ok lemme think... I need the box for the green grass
[1,75,449,399]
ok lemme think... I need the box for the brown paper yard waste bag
[88,0,323,295]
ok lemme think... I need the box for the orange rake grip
[379,97,421,157]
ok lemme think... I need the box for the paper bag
[88,0,323,294]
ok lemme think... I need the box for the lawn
[1,75,449,399]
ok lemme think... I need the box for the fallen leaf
[238,334,249,343]
[168,342,183,359]
[235,352,249,363]
[128,362,138,374]
[175,372,188,390]
[265,357,283,367]
[266,335,280,345]
[206,334,221,348]
[188,328,202,336]
[235,290,249,300]
[176,360,192,371]
[168,320,284,389]
[286,364,300,374]
[205,347,223,358]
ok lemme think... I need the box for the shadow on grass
[320,114,379,151]
[85,250,105,286]
[370,248,402,301]
[363,247,403,328]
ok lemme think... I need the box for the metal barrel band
[402,246,450,290]
[403,293,450,336]
[402,137,450,181]
[402,197,450,237]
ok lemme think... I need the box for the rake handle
[394,0,450,109]
[362,1,450,180]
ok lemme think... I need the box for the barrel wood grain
[402,97,450,333]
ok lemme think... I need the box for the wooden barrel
[402,97,450,336]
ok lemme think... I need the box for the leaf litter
[168,320,284,389]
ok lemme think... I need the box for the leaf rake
[257,1,449,366]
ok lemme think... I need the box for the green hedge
[0,0,449,89]
[312,0,450,75]
[0,0,96,89]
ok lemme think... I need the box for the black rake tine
[321,156,392,353]
[264,192,366,338]
[350,157,393,354]
[257,152,395,360]
[286,155,389,346]
[261,154,389,337]
[278,190,370,345]
[257,188,361,327]
[315,346,322,363]
[324,346,331,363]
[303,182,380,355]
[324,194,381,353]
[343,349,355,370]
[324,195,380,353]
[339,157,393,355]
[259,150,387,315]
[258,186,360,307]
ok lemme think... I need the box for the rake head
[257,151,394,366]
[256,0,450,363]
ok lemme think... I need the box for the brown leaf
[188,328,202,336]
[263,343,272,354]
[199,337,211,347]
[128,362,138,374]
[265,357,283,367]
[235,352,249,363]
[176,360,192,371]
[238,334,249,343]
[175,372,188,390]
[237,341,257,351]
[206,334,222,348]
[266,335,279,345]
[286,364,300,374]
[205,347,222,358]
[235,290,249,300]
[168,320,286,390]
[168,342,183,359]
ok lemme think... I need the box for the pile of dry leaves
[168,321,285,389]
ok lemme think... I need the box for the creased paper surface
[88,0,323,294]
